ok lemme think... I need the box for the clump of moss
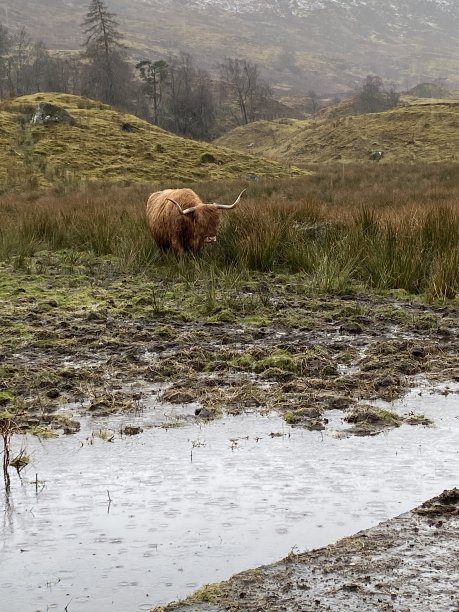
[284,410,299,425]
[255,350,296,372]
[27,425,58,438]
[345,406,403,427]
[190,583,222,603]
[283,406,325,430]
[207,308,238,323]
[0,390,15,406]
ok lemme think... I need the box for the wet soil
[1,253,458,611]
[2,386,458,611]
[1,253,458,438]
[155,488,459,612]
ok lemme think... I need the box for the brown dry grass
[1,163,458,299]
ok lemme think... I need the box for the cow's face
[162,189,245,253]
[197,205,221,244]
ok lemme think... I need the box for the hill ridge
[0,92,302,192]
[215,98,459,165]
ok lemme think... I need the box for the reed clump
[0,164,458,299]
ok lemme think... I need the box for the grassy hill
[214,98,459,165]
[0,93,301,193]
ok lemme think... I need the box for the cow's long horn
[166,198,198,215]
[215,189,246,210]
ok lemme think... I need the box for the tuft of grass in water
[188,583,222,603]
[405,414,434,426]
[345,407,403,427]
[10,448,30,472]
[96,430,115,443]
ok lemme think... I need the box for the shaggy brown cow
[146,188,245,255]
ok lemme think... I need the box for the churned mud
[155,489,459,612]
[1,252,458,438]
[1,253,458,611]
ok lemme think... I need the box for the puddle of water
[1,384,458,611]
[336,363,359,375]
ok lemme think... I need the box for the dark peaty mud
[155,488,459,612]
[1,255,458,437]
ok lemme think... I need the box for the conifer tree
[81,0,124,104]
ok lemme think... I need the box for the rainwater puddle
[1,384,458,611]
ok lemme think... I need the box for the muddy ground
[1,253,458,610]
[154,488,459,612]
[1,252,458,438]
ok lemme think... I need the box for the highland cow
[146,188,245,255]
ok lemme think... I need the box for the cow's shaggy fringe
[0,163,458,299]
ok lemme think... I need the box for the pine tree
[136,59,168,125]
[81,0,124,103]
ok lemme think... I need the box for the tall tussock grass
[1,164,458,298]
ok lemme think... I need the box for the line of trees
[0,0,278,140]
[0,25,80,97]
[1,0,402,138]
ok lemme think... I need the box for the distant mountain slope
[0,93,300,191]
[2,0,458,93]
[214,98,459,164]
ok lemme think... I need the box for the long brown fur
[146,188,221,255]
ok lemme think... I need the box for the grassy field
[1,163,458,300]
[215,98,459,165]
[0,93,300,193]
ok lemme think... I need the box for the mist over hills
[2,0,458,93]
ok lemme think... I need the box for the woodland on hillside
[0,0,283,139]
[0,0,402,140]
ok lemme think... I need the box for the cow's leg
[170,239,185,257]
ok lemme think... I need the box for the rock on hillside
[0,93,301,192]
[215,99,459,165]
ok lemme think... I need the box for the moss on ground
[0,93,302,192]
[0,250,457,436]
[215,98,459,165]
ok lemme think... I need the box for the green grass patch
[0,93,301,194]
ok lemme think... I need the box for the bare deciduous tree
[219,57,273,125]
[5,28,34,96]
[356,75,400,113]
[308,90,320,114]
[165,52,215,139]
[0,23,11,96]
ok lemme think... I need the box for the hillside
[0,93,301,192]
[214,98,459,165]
[3,0,459,94]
